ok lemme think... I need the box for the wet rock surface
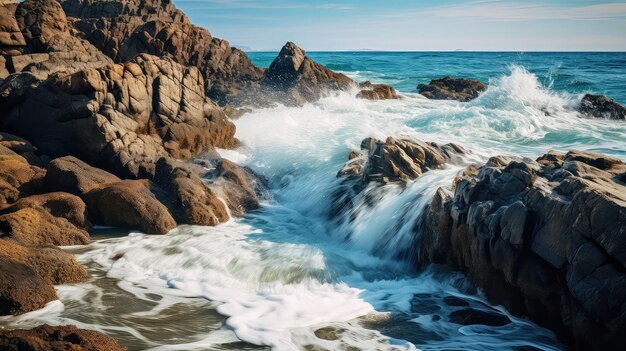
[0,324,127,351]
[577,93,626,120]
[419,149,626,350]
[357,81,400,100]
[418,76,487,102]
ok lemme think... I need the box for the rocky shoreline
[1,0,625,350]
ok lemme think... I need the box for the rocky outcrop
[0,238,87,315]
[0,207,90,246]
[357,81,400,100]
[59,0,264,106]
[43,156,121,195]
[418,76,487,102]
[84,179,176,234]
[3,0,112,80]
[0,132,44,166]
[1,192,91,231]
[0,1,26,57]
[577,94,626,120]
[261,42,354,105]
[0,324,127,351]
[418,150,626,350]
[0,54,238,178]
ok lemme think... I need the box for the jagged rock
[153,157,229,225]
[0,238,87,285]
[357,81,400,100]
[1,192,91,231]
[0,324,127,351]
[418,76,487,102]
[262,42,354,105]
[577,94,626,120]
[207,159,263,217]
[0,154,45,205]
[354,136,465,184]
[43,156,121,195]
[7,0,112,80]
[84,179,176,234]
[0,207,90,246]
[59,0,263,106]
[419,150,626,350]
[0,54,238,178]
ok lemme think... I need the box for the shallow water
[2,53,625,350]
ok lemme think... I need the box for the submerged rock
[419,149,626,350]
[0,324,127,351]
[357,81,400,100]
[577,94,626,120]
[417,76,487,102]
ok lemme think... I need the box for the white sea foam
[4,66,622,350]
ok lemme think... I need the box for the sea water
[2,52,625,351]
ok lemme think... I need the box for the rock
[8,0,112,80]
[262,42,354,105]
[0,132,44,166]
[352,136,465,185]
[0,1,26,53]
[0,154,45,205]
[153,157,229,226]
[0,238,87,285]
[223,105,252,119]
[449,308,511,327]
[0,207,90,246]
[206,159,263,217]
[0,324,127,351]
[418,76,487,102]
[0,55,238,178]
[59,0,264,106]
[0,257,57,315]
[43,156,121,195]
[83,179,176,234]
[419,149,626,350]
[357,81,400,100]
[1,192,91,231]
[577,94,626,120]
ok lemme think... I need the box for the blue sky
[173,0,626,51]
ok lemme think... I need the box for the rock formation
[419,150,626,350]
[577,94,626,120]
[357,81,400,100]
[0,324,127,351]
[418,76,487,102]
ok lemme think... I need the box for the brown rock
[0,324,127,351]
[418,76,487,102]
[0,207,90,246]
[153,157,229,226]
[0,238,87,285]
[357,81,400,100]
[43,156,121,195]
[84,179,176,234]
[0,154,44,205]
[0,1,26,52]
[0,132,43,166]
[2,192,91,231]
[419,149,626,350]
[0,257,57,315]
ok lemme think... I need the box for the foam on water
[3,66,624,350]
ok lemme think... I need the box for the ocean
[2,52,625,351]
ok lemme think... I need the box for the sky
[173,0,626,51]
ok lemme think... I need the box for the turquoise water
[250,51,626,104]
[5,53,624,351]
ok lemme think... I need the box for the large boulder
[0,153,44,205]
[419,150,626,350]
[0,257,57,315]
[262,42,354,105]
[0,132,44,166]
[0,54,238,178]
[1,192,91,231]
[0,1,26,57]
[0,207,90,246]
[418,76,487,102]
[84,179,176,234]
[0,324,127,351]
[577,94,626,120]
[43,156,121,195]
